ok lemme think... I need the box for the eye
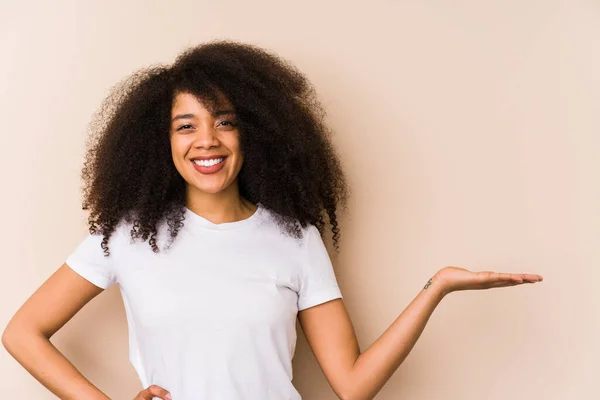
[217,120,238,128]
[176,124,194,131]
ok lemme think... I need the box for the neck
[185,183,257,224]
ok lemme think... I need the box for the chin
[189,182,229,195]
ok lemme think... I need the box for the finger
[479,271,521,284]
[476,271,502,283]
[486,280,522,289]
[503,273,542,283]
[497,272,526,283]
[477,271,543,286]
[520,273,543,282]
[141,385,172,400]
[487,277,545,288]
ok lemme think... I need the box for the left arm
[298,266,543,400]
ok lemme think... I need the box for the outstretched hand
[433,266,543,294]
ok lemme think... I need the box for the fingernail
[166,394,172,400]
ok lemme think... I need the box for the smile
[192,158,225,167]
[190,157,227,174]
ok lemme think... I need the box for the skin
[169,91,257,222]
[1,93,543,400]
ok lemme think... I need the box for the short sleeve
[297,225,342,311]
[65,233,117,289]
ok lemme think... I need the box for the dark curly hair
[82,40,349,255]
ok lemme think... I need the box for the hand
[434,266,543,295]
[134,385,172,400]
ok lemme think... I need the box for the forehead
[171,91,234,115]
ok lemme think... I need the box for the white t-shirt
[65,203,342,400]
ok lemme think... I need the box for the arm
[298,267,543,400]
[2,264,110,400]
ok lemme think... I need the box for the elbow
[330,374,364,400]
[2,320,33,355]
[2,320,20,353]
[339,394,372,400]
[335,384,365,400]
[335,383,375,400]
[2,323,15,353]
[337,393,363,400]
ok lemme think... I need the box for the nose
[192,125,220,149]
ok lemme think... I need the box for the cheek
[231,147,244,171]
[170,135,188,156]
[170,138,188,170]
[228,136,243,164]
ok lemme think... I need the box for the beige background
[1,0,598,399]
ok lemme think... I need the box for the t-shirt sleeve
[65,233,117,289]
[297,225,342,311]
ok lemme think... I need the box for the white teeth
[193,158,224,167]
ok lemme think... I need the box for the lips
[190,156,227,174]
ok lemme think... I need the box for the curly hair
[82,40,349,255]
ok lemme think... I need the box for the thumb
[140,385,172,400]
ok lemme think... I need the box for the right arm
[3,264,173,400]
[2,264,111,400]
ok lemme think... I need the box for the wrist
[431,269,452,297]
[420,274,449,303]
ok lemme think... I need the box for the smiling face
[169,92,244,200]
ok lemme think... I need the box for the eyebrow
[171,109,237,122]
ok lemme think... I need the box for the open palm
[436,266,543,294]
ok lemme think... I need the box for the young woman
[2,41,543,400]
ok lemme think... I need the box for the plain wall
[1,0,598,398]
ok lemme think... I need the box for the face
[169,92,244,198]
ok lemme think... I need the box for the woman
[2,41,542,400]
